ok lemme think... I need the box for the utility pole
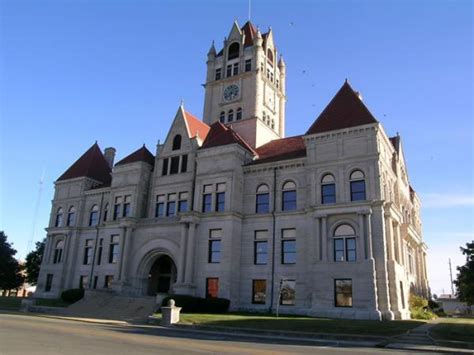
[449,258,455,296]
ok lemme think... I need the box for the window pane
[181,154,188,173]
[282,191,296,211]
[252,280,266,304]
[350,181,366,201]
[178,200,188,212]
[170,156,180,174]
[280,280,296,305]
[216,192,225,212]
[256,193,269,213]
[155,203,164,217]
[282,240,296,264]
[321,184,336,204]
[167,201,176,216]
[206,278,219,298]
[209,240,221,263]
[203,194,212,212]
[335,279,353,307]
[254,241,268,265]
[162,158,169,175]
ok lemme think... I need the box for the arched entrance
[147,255,177,296]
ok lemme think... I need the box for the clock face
[223,84,239,102]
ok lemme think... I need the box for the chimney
[104,147,116,168]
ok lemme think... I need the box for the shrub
[61,288,84,304]
[161,295,230,313]
[409,293,437,320]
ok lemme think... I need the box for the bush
[161,295,230,313]
[61,288,84,304]
[409,293,437,320]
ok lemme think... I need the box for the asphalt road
[0,313,420,355]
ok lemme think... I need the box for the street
[0,313,420,354]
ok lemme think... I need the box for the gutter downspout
[269,167,277,313]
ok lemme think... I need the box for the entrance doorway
[147,255,177,296]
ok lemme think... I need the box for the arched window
[282,181,297,211]
[321,174,336,204]
[89,205,99,227]
[219,111,225,123]
[55,208,63,227]
[228,42,240,60]
[172,134,182,150]
[236,107,242,120]
[334,224,356,262]
[67,206,76,226]
[227,109,234,122]
[53,240,64,264]
[267,49,274,64]
[103,203,109,222]
[350,170,366,201]
[256,184,270,213]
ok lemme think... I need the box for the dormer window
[228,42,240,60]
[172,135,182,151]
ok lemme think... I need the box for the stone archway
[147,255,177,296]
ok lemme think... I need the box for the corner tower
[202,20,286,148]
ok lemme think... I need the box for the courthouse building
[35,20,429,320]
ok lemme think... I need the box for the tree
[454,241,474,306]
[0,231,24,292]
[25,239,45,285]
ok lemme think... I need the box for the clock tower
[202,20,286,148]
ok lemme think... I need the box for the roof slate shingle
[57,143,111,184]
[201,122,256,155]
[306,81,378,135]
[250,136,306,165]
[183,111,210,140]
[115,145,155,167]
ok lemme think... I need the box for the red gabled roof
[183,111,210,140]
[241,21,257,47]
[115,145,155,167]
[250,136,306,165]
[201,122,257,155]
[57,143,111,184]
[306,81,378,135]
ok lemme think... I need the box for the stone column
[43,235,53,265]
[366,213,373,260]
[118,227,127,281]
[384,215,394,261]
[314,217,320,261]
[358,213,366,259]
[177,223,188,283]
[184,223,196,284]
[119,226,133,281]
[396,224,404,266]
[321,216,327,261]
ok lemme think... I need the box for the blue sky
[0,0,472,296]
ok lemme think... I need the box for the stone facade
[35,20,429,320]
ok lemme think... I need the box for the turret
[207,41,216,61]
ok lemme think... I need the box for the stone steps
[65,291,157,322]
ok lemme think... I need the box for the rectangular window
[178,192,188,213]
[254,241,268,265]
[281,229,296,264]
[276,79,280,88]
[202,194,212,212]
[335,279,353,307]
[113,196,122,220]
[79,275,88,289]
[282,191,296,211]
[104,275,114,288]
[170,156,180,174]
[245,59,252,72]
[206,278,219,298]
[162,158,169,176]
[280,279,296,305]
[97,238,103,265]
[256,193,269,213]
[123,195,131,217]
[252,280,266,304]
[321,184,336,204]
[181,154,188,173]
[215,192,225,212]
[226,64,232,77]
[208,229,222,263]
[45,274,53,292]
[155,195,165,217]
[334,238,345,262]
[167,201,176,217]
[93,276,98,289]
[83,239,93,265]
[346,238,356,262]
[350,181,366,201]
[109,235,119,264]
[334,237,356,262]
[233,62,239,76]
[215,68,221,80]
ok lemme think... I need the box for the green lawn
[430,317,474,343]
[35,298,71,308]
[0,296,22,310]
[156,313,424,337]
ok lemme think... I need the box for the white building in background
[35,20,429,320]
